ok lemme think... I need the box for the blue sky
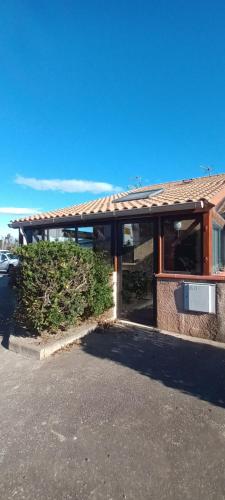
[1,0,225,236]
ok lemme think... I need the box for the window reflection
[120,221,155,325]
[77,225,112,263]
[163,217,202,274]
[45,228,76,242]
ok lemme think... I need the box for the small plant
[14,241,113,334]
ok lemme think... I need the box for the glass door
[118,220,156,325]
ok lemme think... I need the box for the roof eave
[9,200,212,229]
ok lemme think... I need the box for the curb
[117,320,225,350]
[8,322,98,360]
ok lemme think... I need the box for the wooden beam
[113,221,119,272]
[156,273,225,281]
[203,211,212,275]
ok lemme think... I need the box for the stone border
[7,322,98,360]
[8,317,225,361]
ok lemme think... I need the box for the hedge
[14,241,113,333]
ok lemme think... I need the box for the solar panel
[112,188,164,203]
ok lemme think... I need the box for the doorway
[118,220,156,326]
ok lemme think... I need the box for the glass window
[77,227,94,249]
[163,217,202,274]
[32,229,45,242]
[77,225,112,263]
[6,253,16,259]
[45,228,76,242]
[212,224,225,273]
[28,228,77,243]
[93,225,112,258]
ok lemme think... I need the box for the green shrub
[87,252,114,317]
[15,241,113,334]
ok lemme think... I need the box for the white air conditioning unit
[183,282,216,314]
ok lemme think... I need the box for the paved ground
[1,275,225,499]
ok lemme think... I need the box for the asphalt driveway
[1,317,225,499]
[0,274,15,341]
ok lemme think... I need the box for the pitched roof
[11,173,225,225]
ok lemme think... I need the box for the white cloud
[15,175,122,194]
[0,207,39,215]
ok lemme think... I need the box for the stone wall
[157,278,225,342]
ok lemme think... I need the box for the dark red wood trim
[203,211,212,275]
[156,273,225,282]
[157,217,162,274]
[113,221,118,272]
[114,255,118,273]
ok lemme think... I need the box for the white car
[0,252,19,273]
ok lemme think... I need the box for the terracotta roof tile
[11,173,225,225]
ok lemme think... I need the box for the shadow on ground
[81,324,225,409]
[0,274,36,349]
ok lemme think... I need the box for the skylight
[112,188,164,203]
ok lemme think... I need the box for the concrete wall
[157,278,225,342]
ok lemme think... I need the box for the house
[10,173,225,342]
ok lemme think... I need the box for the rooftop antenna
[200,165,214,176]
[127,176,146,190]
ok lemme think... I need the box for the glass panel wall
[26,224,112,264]
[163,217,202,274]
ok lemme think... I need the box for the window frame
[162,214,203,275]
